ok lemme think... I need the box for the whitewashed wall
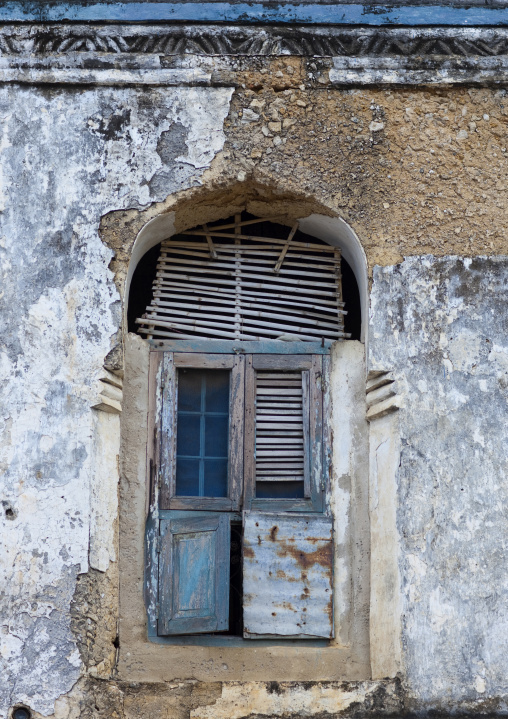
[0,85,232,716]
[370,257,508,710]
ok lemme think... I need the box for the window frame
[154,340,331,514]
[159,351,245,512]
[146,338,334,642]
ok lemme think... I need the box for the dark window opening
[227,522,243,637]
[341,257,361,341]
[127,243,159,335]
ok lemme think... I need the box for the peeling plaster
[0,85,232,716]
[370,256,508,708]
[190,680,398,719]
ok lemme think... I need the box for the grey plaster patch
[148,121,196,199]
[370,256,508,707]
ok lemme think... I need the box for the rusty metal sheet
[243,512,334,639]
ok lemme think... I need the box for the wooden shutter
[243,512,334,639]
[158,513,230,635]
[244,354,324,512]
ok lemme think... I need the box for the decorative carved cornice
[1,25,508,59]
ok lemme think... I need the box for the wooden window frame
[158,351,245,512]
[154,340,330,515]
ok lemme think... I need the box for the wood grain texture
[158,512,230,636]
[229,354,245,510]
[160,352,175,509]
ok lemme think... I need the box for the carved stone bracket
[366,370,400,422]
[92,369,123,414]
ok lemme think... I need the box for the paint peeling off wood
[158,512,230,635]
[243,512,334,639]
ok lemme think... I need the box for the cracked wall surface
[0,84,232,716]
[370,256,508,711]
[0,45,508,719]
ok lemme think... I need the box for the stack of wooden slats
[255,370,306,490]
[136,215,347,342]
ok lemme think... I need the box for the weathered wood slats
[255,371,306,487]
[136,215,347,342]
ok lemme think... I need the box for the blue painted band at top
[1,2,507,25]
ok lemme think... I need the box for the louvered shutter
[158,513,230,635]
[244,354,324,512]
[243,512,334,639]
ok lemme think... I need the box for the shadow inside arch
[118,180,368,344]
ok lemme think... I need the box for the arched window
[127,212,362,641]
[128,213,361,341]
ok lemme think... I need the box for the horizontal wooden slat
[146,303,342,332]
[158,254,338,281]
[257,423,304,430]
[257,476,304,481]
[155,281,342,308]
[157,267,337,291]
[256,449,305,458]
[173,353,235,368]
[256,437,303,445]
[151,296,345,320]
[178,230,338,252]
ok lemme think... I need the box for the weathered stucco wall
[0,84,232,716]
[1,46,508,719]
[370,256,508,712]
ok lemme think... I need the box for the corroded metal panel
[243,512,333,638]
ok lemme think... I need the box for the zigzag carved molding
[1,26,508,58]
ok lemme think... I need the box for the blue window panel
[205,372,230,413]
[178,371,202,412]
[158,513,230,635]
[3,2,508,25]
[176,415,201,457]
[205,415,228,457]
[175,369,229,498]
[175,458,200,496]
[204,458,228,497]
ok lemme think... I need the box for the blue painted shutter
[243,512,334,639]
[158,512,230,635]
